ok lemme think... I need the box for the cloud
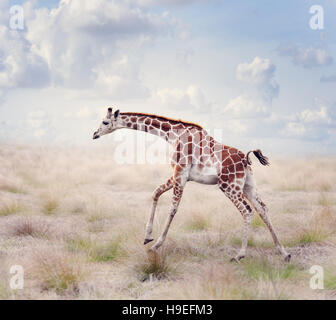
[320,74,336,83]
[277,45,333,69]
[137,0,211,6]
[157,85,212,112]
[0,25,50,89]
[280,122,306,138]
[236,56,279,103]
[280,103,336,141]
[223,57,279,120]
[223,95,269,118]
[0,0,175,99]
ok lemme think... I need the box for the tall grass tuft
[9,217,51,238]
[30,249,86,295]
[0,200,24,216]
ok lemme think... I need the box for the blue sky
[0,0,335,155]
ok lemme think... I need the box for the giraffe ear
[107,107,113,119]
[114,109,120,119]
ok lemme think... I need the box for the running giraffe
[93,107,291,262]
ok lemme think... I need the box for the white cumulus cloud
[277,45,333,69]
[0,0,176,100]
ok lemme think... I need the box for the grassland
[0,144,335,299]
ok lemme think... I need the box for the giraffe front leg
[149,206,178,251]
[144,178,173,245]
[149,166,186,252]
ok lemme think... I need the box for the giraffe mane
[120,112,203,129]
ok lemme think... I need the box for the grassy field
[0,144,336,300]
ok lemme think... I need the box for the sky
[0,0,336,156]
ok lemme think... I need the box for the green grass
[92,239,122,262]
[240,257,300,281]
[67,237,124,263]
[0,184,24,194]
[229,236,273,249]
[184,215,210,231]
[251,215,265,229]
[0,280,10,299]
[317,193,336,207]
[134,250,177,282]
[325,272,336,290]
[0,202,24,216]
[42,199,58,215]
[285,229,328,247]
[36,255,84,295]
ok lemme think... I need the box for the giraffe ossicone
[93,107,291,262]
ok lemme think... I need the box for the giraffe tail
[246,149,270,166]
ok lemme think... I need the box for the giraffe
[93,107,291,262]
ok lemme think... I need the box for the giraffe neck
[119,113,202,144]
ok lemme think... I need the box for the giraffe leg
[225,191,254,262]
[149,166,187,252]
[144,177,173,245]
[231,209,253,262]
[243,168,291,262]
[252,195,291,262]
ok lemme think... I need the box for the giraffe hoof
[144,238,154,245]
[230,255,245,263]
[284,254,291,262]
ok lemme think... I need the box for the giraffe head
[93,107,121,140]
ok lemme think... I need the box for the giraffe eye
[103,121,109,125]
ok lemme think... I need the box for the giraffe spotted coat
[93,108,291,262]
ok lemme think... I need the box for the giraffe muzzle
[93,131,100,140]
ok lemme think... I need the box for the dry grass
[7,217,51,238]
[28,248,87,295]
[0,144,335,299]
[0,200,25,216]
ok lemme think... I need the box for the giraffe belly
[188,165,218,185]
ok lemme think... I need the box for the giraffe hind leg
[219,182,254,262]
[243,171,291,262]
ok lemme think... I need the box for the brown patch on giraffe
[231,154,241,163]
[223,157,233,166]
[221,183,228,189]
[236,163,244,172]
[173,124,185,130]
[229,148,238,155]
[236,172,245,179]
[130,117,137,123]
[151,119,160,128]
[238,150,245,159]
[145,118,151,126]
[228,165,235,173]
[229,174,235,183]
[161,122,171,132]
